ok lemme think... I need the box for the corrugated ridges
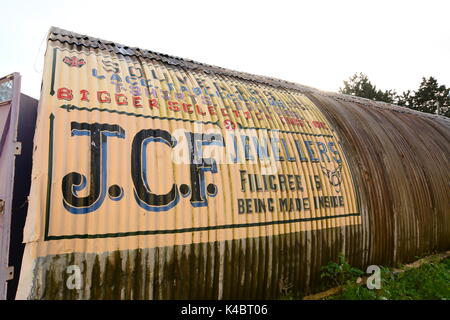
[48,26,450,122]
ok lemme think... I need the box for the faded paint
[15,27,450,299]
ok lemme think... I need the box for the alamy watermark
[66,265,82,290]
[366,265,381,289]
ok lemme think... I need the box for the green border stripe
[60,104,219,126]
[50,47,57,96]
[44,113,55,241]
[59,104,334,138]
[45,212,361,241]
[237,124,334,138]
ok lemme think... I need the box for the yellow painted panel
[25,40,360,257]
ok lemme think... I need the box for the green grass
[327,258,450,300]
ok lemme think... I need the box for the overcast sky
[1,0,449,99]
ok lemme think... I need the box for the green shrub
[328,258,450,300]
[320,254,364,287]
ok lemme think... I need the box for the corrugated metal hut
[14,27,450,299]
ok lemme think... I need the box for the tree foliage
[339,72,397,104]
[396,77,450,117]
[339,73,450,118]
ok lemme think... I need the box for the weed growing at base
[328,258,450,300]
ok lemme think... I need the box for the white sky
[1,0,449,99]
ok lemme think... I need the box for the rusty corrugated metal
[15,27,450,299]
[304,93,450,267]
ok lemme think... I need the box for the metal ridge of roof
[48,27,316,92]
[48,26,449,122]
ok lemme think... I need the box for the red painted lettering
[115,94,128,106]
[97,91,111,103]
[57,88,73,101]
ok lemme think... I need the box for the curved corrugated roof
[48,26,449,122]
[14,26,449,300]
